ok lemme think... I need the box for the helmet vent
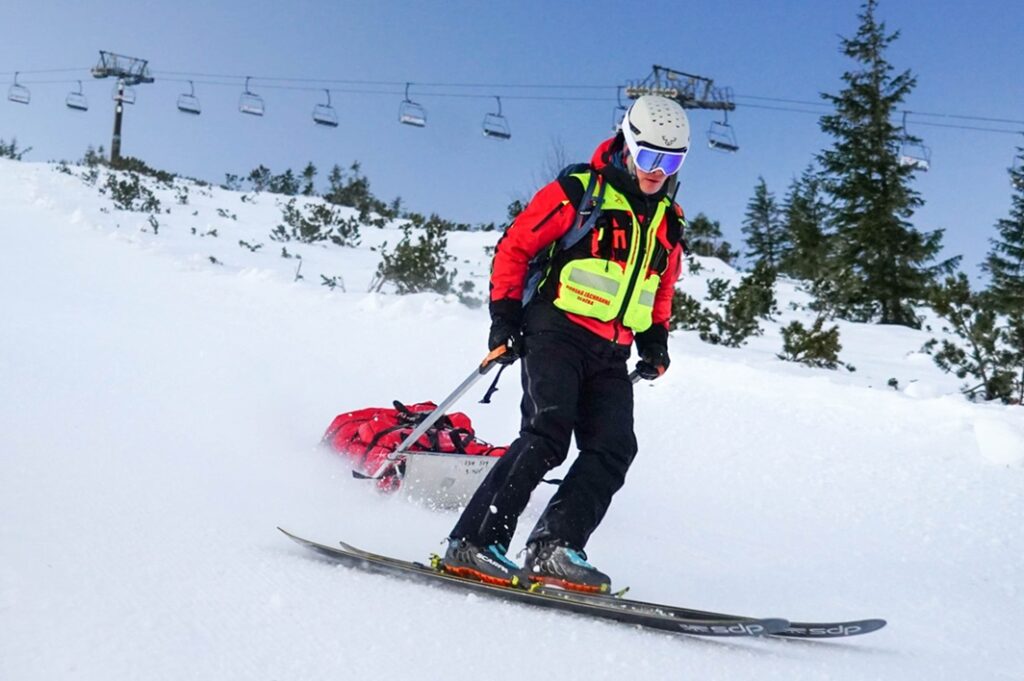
[622,95,691,153]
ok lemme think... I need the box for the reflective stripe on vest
[552,172,668,332]
[567,268,620,297]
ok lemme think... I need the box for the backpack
[321,400,507,491]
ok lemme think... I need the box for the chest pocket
[589,211,634,262]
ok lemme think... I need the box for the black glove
[634,325,670,380]
[488,299,524,365]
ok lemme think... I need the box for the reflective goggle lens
[634,147,685,175]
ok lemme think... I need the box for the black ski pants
[450,303,637,551]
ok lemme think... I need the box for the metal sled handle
[368,356,643,480]
[368,347,509,479]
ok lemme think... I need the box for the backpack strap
[521,169,606,306]
[393,400,451,429]
[557,171,606,253]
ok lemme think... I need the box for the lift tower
[91,51,154,164]
[626,64,735,110]
[626,65,740,152]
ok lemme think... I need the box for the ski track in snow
[1,159,1022,680]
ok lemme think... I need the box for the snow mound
[973,416,1024,466]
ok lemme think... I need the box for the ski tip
[778,618,888,638]
[843,618,887,636]
[277,527,312,545]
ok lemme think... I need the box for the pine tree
[301,162,318,196]
[983,147,1024,315]
[778,317,848,370]
[817,0,957,327]
[268,169,300,196]
[741,177,787,270]
[0,137,31,160]
[780,166,831,281]
[686,212,739,264]
[247,164,272,192]
[928,274,1019,403]
[371,214,456,295]
[1005,314,1024,404]
[669,263,777,348]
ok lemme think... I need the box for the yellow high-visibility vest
[549,172,670,332]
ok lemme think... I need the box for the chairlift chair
[239,76,265,117]
[707,111,739,153]
[1012,149,1024,190]
[898,112,930,172]
[398,82,426,127]
[611,86,627,132]
[312,89,339,127]
[177,80,201,115]
[65,81,88,112]
[898,144,931,172]
[8,72,30,104]
[482,96,511,140]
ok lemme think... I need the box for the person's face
[635,166,668,195]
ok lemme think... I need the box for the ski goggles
[623,126,687,176]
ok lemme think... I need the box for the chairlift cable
[737,93,1024,126]
[152,70,612,90]
[0,67,89,76]
[735,102,1023,135]
[4,63,1020,136]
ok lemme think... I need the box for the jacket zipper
[528,201,569,232]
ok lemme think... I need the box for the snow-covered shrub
[926,274,1024,404]
[103,171,162,213]
[370,214,456,295]
[271,198,361,246]
[778,318,849,370]
[0,137,31,160]
[672,264,778,348]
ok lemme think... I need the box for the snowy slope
[1,159,1022,680]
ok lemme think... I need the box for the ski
[278,528,788,639]
[534,582,885,639]
[331,536,885,639]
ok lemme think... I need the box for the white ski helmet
[621,95,691,175]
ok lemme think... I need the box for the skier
[441,95,691,592]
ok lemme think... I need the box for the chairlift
[398,82,426,127]
[177,80,201,115]
[898,112,931,172]
[312,89,339,127]
[239,76,265,117]
[65,81,88,112]
[112,81,137,105]
[611,86,627,132]
[8,72,30,104]
[482,96,511,140]
[707,111,739,153]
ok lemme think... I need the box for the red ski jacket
[490,137,685,345]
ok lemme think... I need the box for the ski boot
[438,538,530,588]
[524,540,612,594]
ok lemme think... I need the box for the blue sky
[2,0,1021,277]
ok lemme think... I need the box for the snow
[1,158,1022,680]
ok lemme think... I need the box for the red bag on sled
[321,400,507,491]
